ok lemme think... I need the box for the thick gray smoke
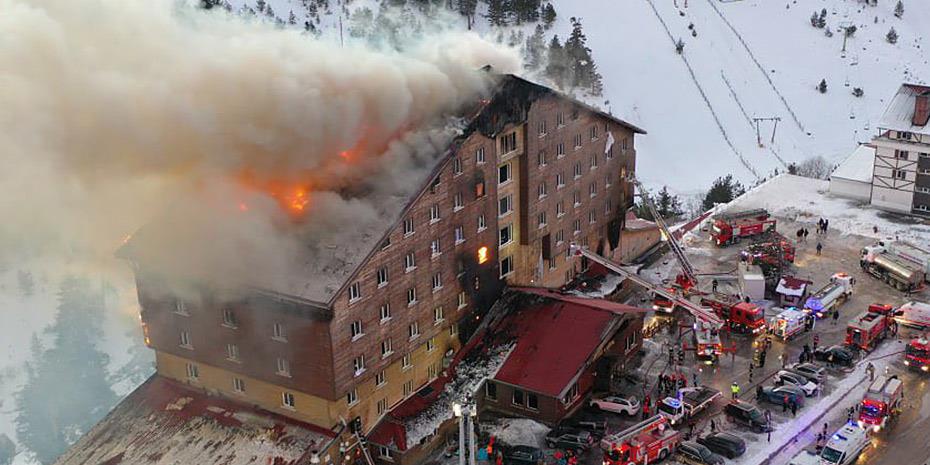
[0,0,521,291]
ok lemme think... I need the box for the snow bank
[482,418,550,448]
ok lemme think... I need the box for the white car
[590,396,640,415]
[773,370,819,396]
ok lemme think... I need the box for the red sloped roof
[512,287,650,316]
[492,300,616,397]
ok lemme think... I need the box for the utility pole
[752,117,782,147]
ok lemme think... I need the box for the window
[895,149,909,160]
[475,179,486,198]
[537,120,547,136]
[898,131,914,140]
[557,142,565,159]
[381,338,394,357]
[426,337,436,352]
[353,355,366,376]
[233,377,245,393]
[498,163,512,185]
[918,187,930,194]
[428,363,439,379]
[499,224,513,246]
[453,192,464,211]
[574,134,582,148]
[458,291,467,309]
[500,132,517,154]
[226,343,240,361]
[375,370,386,387]
[380,237,391,250]
[920,152,930,158]
[408,322,420,340]
[606,146,614,160]
[893,169,907,180]
[404,252,416,271]
[454,225,465,244]
[555,229,564,245]
[538,211,547,228]
[429,204,440,223]
[377,398,388,415]
[921,169,930,175]
[282,391,296,409]
[574,162,583,178]
[527,393,539,410]
[346,388,358,406]
[179,330,192,349]
[512,389,525,406]
[605,174,612,188]
[434,306,444,324]
[402,353,413,370]
[377,267,388,287]
[486,381,498,400]
[476,147,486,164]
[348,282,361,302]
[573,219,582,234]
[589,210,597,224]
[557,172,565,188]
[538,182,548,198]
[431,238,442,257]
[272,323,286,341]
[452,156,462,175]
[477,214,487,231]
[186,363,199,380]
[403,218,414,236]
[350,320,363,340]
[557,112,565,127]
[625,331,638,351]
[380,303,392,322]
[406,287,418,307]
[429,177,440,193]
[589,181,597,197]
[222,309,237,328]
[573,190,581,207]
[499,195,513,216]
[500,255,514,277]
[403,380,414,396]
[276,357,291,377]
[590,154,598,170]
[590,125,599,140]
[562,382,579,405]
[174,299,189,316]
[571,108,579,120]
[537,150,547,167]
[449,323,458,336]
[605,198,612,215]
[432,272,443,291]
[917,204,930,212]
[557,201,565,217]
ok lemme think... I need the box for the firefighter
[749,363,754,382]
[712,279,718,293]
[867,362,875,382]
[816,242,823,256]
[731,382,740,399]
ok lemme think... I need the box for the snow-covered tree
[796,156,832,179]
[894,0,904,18]
[887,27,898,43]
[702,175,746,210]
[817,78,828,93]
[853,87,865,97]
[542,3,556,28]
[288,10,297,25]
[486,0,508,26]
[545,35,567,88]
[348,7,374,38]
[845,24,857,37]
[524,25,547,70]
[256,0,267,13]
[675,37,685,53]
[564,17,604,95]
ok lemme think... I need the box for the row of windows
[348,304,450,344]
[179,330,293,376]
[173,301,287,340]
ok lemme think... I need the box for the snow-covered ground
[481,418,551,449]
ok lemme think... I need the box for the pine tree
[845,24,857,37]
[265,4,275,19]
[510,0,541,24]
[702,175,746,210]
[818,78,828,93]
[894,0,904,17]
[655,186,684,219]
[887,27,898,43]
[289,10,297,24]
[810,11,819,27]
[256,0,267,13]
[486,0,508,27]
[542,3,557,28]
[564,17,602,94]
[524,25,547,70]
[819,8,827,27]
[675,37,685,54]
[853,87,864,97]
[545,35,567,89]
[456,0,478,28]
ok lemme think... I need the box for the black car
[757,385,805,407]
[503,445,544,465]
[675,441,725,465]
[724,400,773,432]
[813,345,855,366]
[697,432,746,459]
[544,430,593,453]
[557,418,607,438]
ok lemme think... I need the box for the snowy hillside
[230,0,930,194]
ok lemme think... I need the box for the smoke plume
[0,0,521,292]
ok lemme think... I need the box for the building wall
[619,227,661,263]
[870,133,923,213]
[829,178,871,202]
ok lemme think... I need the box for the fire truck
[601,415,681,465]
[803,273,854,319]
[857,375,903,432]
[860,248,925,292]
[694,321,723,362]
[699,295,765,334]
[893,301,930,329]
[710,208,777,246]
[845,305,896,352]
[904,337,930,372]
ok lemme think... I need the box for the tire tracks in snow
[643,0,762,181]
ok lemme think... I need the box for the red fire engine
[710,208,777,246]
[857,375,903,432]
[845,304,897,351]
[700,295,765,334]
[905,337,930,372]
[601,415,681,465]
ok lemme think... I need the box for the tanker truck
[862,239,930,282]
[803,273,854,319]
[860,248,925,292]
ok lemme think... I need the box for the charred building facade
[121,74,643,450]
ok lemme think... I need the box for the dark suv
[503,445,544,465]
[723,400,772,432]
[544,430,593,453]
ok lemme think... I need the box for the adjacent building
[116,70,645,462]
[829,144,875,202]
[869,83,930,216]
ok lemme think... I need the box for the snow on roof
[878,83,930,135]
[624,211,659,231]
[830,144,875,183]
[54,376,336,465]
[776,276,810,297]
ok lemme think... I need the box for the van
[819,423,871,465]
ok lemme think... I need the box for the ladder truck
[601,415,681,465]
[710,208,776,246]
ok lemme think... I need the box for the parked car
[697,432,746,459]
[757,385,806,407]
[814,345,856,367]
[503,445,544,465]
[773,370,819,396]
[544,430,593,453]
[589,395,640,416]
[675,441,725,465]
[723,400,773,432]
[557,417,607,438]
[789,362,828,382]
